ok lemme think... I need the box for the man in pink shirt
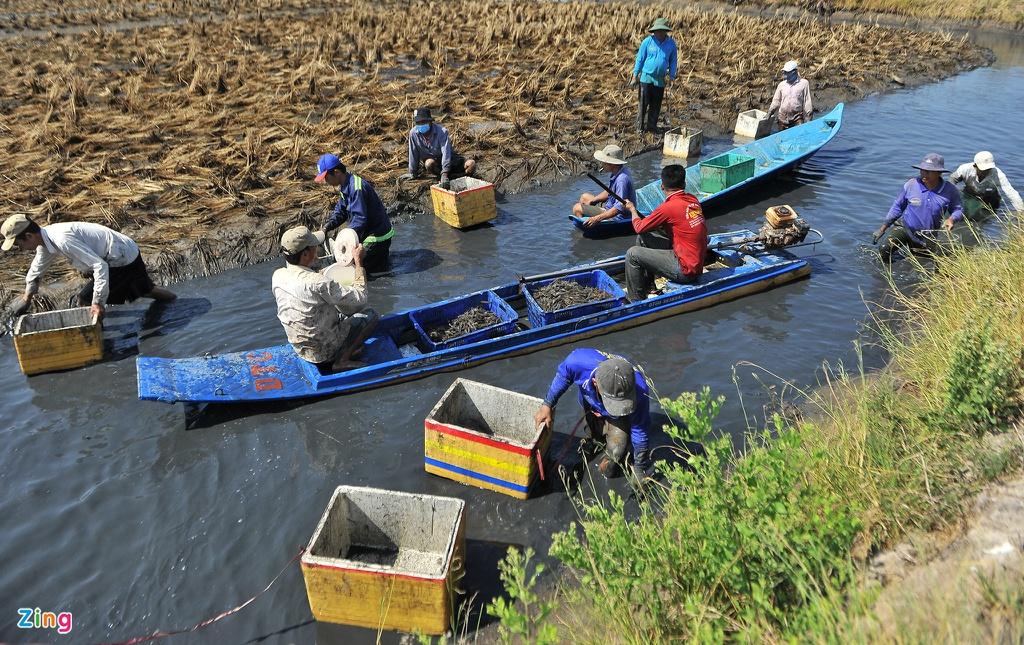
[768,60,813,130]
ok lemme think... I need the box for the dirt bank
[0,0,990,313]
[854,428,1024,641]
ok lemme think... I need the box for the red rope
[98,547,305,645]
[556,415,587,463]
[534,448,546,481]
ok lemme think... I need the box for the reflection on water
[0,34,1022,645]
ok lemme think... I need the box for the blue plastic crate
[410,291,519,352]
[634,181,666,216]
[521,270,627,328]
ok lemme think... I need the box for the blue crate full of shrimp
[521,270,627,328]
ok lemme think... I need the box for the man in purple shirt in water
[873,153,963,260]
[534,348,652,480]
[573,144,636,228]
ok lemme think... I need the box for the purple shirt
[604,167,636,215]
[885,177,964,245]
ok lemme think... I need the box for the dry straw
[0,0,986,291]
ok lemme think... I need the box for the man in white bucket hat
[572,144,636,228]
[768,60,813,131]
[949,151,1023,220]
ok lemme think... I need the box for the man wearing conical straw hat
[573,144,636,228]
[631,17,677,134]
[1,214,176,320]
[767,60,813,131]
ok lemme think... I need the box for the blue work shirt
[885,177,964,245]
[632,35,678,87]
[543,348,652,454]
[408,123,454,175]
[605,167,636,216]
[325,173,393,242]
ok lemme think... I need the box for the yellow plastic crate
[425,379,550,499]
[14,307,103,376]
[662,126,702,158]
[430,177,497,229]
[301,486,466,635]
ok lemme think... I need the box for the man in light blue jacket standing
[631,17,678,133]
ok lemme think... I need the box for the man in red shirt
[622,164,707,302]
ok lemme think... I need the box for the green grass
[488,214,1024,642]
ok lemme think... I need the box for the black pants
[76,254,154,306]
[637,83,665,132]
[363,237,391,273]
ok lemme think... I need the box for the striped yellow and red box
[424,379,550,500]
[300,486,466,635]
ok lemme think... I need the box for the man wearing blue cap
[873,153,963,260]
[534,348,653,480]
[315,154,394,272]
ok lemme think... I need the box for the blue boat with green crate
[570,103,844,238]
[136,226,818,404]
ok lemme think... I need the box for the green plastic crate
[699,153,755,194]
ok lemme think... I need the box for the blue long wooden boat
[137,230,811,404]
[570,103,844,238]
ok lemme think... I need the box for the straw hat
[594,144,627,165]
[648,17,672,32]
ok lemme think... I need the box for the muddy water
[1,31,1022,645]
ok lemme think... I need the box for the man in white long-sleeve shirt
[949,151,1024,219]
[271,226,379,372]
[2,214,175,319]
[768,60,813,131]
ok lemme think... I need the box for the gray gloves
[439,173,450,190]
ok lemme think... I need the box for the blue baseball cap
[314,153,341,183]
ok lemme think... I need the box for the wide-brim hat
[974,151,996,171]
[413,107,433,123]
[912,153,948,173]
[594,144,627,165]
[648,17,672,32]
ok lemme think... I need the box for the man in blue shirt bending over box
[534,348,652,480]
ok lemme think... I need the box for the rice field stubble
[0,0,989,309]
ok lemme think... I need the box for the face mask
[416,124,431,134]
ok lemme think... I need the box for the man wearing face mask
[631,18,677,134]
[621,164,707,302]
[768,60,813,131]
[402,108,476,190]
[271,226,379,373]
[873,153,964,260]
[949,151,1023,220]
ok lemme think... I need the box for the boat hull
[570,103,844,238]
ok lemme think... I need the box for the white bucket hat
[328,227,360,266]
[782,60,799,73]
[594,144,627,165]
[974,151,996,171]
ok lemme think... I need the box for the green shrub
[550,391,861,641]
[486,547,558,645]
[943,316,1024,433]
